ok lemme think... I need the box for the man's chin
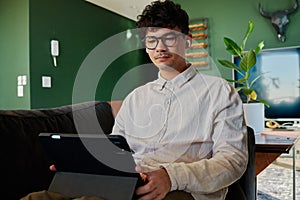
[156,63,173,70]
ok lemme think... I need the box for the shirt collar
[157,65,197,90]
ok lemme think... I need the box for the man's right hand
[135,166,171,200]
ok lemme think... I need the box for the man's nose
[156,39,167,50]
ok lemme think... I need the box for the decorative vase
[243,103,265,134]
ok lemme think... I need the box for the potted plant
[218,20,269,134]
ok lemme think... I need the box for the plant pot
[243,103,265,134]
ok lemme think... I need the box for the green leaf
[242,21,254,49]
[235,86,245,92]
[242,88,254,96]
[225,79,236,83]
[240,50,256,71]
[218,59,241,72]
[224,37,242,56]
[249,74,263,88]
[255,41,264,55]
[236,77,246,84]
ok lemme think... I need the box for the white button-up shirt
[112,66,248,200]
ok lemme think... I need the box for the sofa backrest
[0,101,115,200]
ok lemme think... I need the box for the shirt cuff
[163,163,188,191]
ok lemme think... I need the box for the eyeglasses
[143,32,184,50]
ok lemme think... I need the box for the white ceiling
[85,0,154,21]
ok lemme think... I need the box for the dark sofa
[0,101,256,200]
[0,101,114,200]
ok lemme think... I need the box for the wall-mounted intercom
[51,40,59,67]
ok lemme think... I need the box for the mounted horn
[286,0,298,14]
[258,0,298,42]
[258,3,272,18]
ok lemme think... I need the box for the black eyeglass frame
[142,32,185,50]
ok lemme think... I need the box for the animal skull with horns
[259,0,298,42]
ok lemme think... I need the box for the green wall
[1,0,300,109]
[0,0,30,109]
[174,0,300,79]
[29,0,152,108]
[0,0,153,109]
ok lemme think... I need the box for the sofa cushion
[0,101,114,200]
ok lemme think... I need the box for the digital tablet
[38,133,145,188]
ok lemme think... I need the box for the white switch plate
[17,75,27,86]
[17,85,24,97]
[42,76,51,88]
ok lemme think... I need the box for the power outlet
[42,76,51,88]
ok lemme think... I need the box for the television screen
[233,46,300,123]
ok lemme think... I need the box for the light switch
[42,76,51,88]
[22,75,27,85]
[17,76,22,86]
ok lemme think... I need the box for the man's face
[144,27,188,72]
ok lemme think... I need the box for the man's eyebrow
[146,31,179,37]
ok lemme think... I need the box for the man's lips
[154,53,172,59]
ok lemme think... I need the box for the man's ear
[186,34,192,48]
[186,40,191,48]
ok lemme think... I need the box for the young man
[111,1,248,200]
[22,1,247,200]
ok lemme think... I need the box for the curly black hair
[136,0,189,38]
